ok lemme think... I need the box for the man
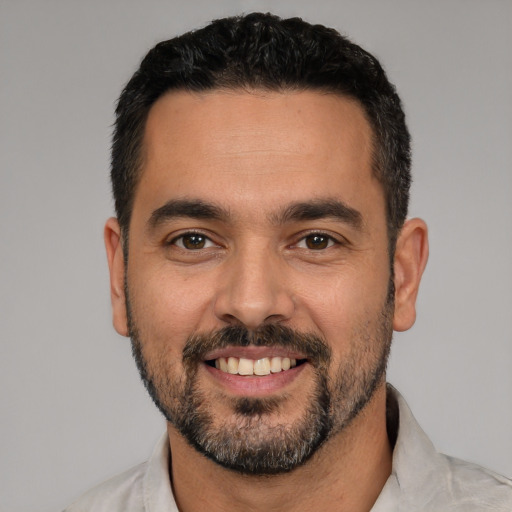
[66,12,512,511]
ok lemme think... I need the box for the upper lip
[203,345,307,361]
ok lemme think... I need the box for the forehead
[134,89,382,224]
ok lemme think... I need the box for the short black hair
[112,12,411,250]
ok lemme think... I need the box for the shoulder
[439,454,512,510]
[63,462,147,512]
[63,432,175,512]
[384,386,512,511]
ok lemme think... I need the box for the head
[111,12,411,255]
[105,13,428,476]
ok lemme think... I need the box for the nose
[213,244,295,329]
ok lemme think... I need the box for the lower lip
[203,362,307,396]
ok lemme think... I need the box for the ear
[392,218,429,332]
[104,217,129,337]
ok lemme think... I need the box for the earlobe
[104,217,129,337]
[392,218,429,332]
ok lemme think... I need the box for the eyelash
[167,231,342,251]
[168,231,218,250]
[294,233,338,250]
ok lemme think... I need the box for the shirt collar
[143,431,179,512]
[371,385,451,511]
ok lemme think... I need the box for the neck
[168,383,392,512]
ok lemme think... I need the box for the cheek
[298,259,390,342]
[127,264,215,350]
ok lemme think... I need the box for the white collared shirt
[64,387,512,511]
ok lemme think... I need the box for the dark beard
[128,294,393,475]
[170,359,333,474]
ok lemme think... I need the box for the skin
[105,90,428,511]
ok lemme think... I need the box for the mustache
[183,324,331,367]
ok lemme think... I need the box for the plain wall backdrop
[1,1,511,511]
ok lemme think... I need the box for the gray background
[1,1,511,511]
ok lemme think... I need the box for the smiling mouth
[206,356,307,376]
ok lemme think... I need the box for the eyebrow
[275,199,363,229]
[147,197,363,230]
[148,199,229,229]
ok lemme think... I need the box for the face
[113,90,397,474]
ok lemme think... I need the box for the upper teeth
[214,356,297,376]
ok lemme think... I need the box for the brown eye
[304,234,332,250]
[173,233,213,250]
